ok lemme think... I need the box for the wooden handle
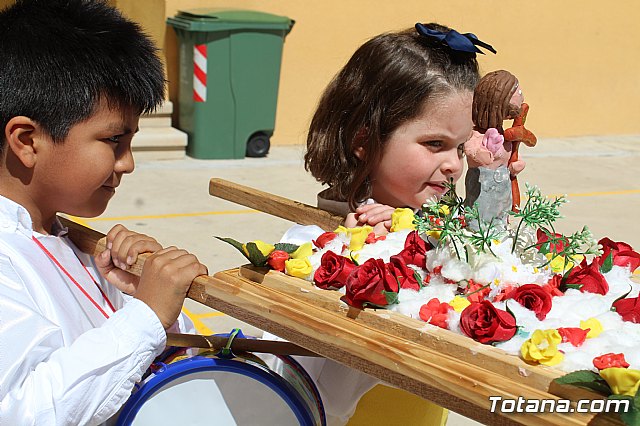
[166,333,319,356]
[209,177,345,231]
[59,216,320,358]
[59,216,149,276]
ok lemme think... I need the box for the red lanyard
[32,236,116,319]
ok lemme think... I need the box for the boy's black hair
[0,0,165,147]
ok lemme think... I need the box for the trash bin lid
[167,9,294,33]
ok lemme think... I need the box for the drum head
[117,356,319,426]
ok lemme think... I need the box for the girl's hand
[134,247,208,329]
[345,203,395,232]
[94,224,162,295]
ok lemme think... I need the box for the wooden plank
[208,177,345,231]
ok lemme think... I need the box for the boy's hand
[134,247,208,329]
[95,224,162,295]
[347,203,394,232]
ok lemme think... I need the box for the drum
[117,353,325,426]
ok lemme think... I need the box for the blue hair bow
[415,23,496,55]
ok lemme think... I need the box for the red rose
[557,327,589,347]
[419,298,452,329]
[613,296,640,323]
[267,250,289,272]
[387,255,420,291]
[459,301,517,344]
[542,274,564,297]
[343,258,398,309]
[593,353,630,370]
[464,279,491,303]
[598,237,640,272]
[314,251,356,290]
[507,284,553,320]
[313,232,338,249]
[399,231,431,268]
[564,259,609,295]
[535,229,567,254]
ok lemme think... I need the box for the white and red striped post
[193,44,207,102]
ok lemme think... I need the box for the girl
[299,23,495,425]
[305,23,492,235]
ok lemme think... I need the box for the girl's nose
[441,149,463,178]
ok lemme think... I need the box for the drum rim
[116,355,317,426]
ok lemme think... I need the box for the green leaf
[215,236,251,262]
[608,395,638,424]
[515,327,530,339]
[601,252,614,274]
[349,252,359,266]
[382,290,399,305]
[245,242,268,267]
[274,242,299,254]
[553,370,611,395]
[413,270,424,289]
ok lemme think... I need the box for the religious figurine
[464,70,537,228]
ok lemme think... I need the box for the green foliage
[553,370,612,395]
[215,236,268,267]
[274,242,300,254]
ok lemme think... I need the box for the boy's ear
[4,116,40,168]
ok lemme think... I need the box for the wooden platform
[191,265,623,426]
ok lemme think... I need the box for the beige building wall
[3,0,640,143]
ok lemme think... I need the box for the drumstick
[209,177,345,231]
[58,216,321,358]
[166,333,320,357]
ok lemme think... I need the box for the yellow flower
[520,329,564,366]
[242,240,275,257]
[580,318,603,338]
[600,368,640,396]
[291,242,313,259]
[334,225,373,251]
[285,258,313,279]
[449,296,471,313]
[390,208,416,232]
[426,230,442,239]
[439,205,450,216]
[545,253,584,274]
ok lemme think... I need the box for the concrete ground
[79,135,639,425]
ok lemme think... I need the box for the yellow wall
[123,0,640,143]
[3,0,640,143]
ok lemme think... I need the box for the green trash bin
[167,9,294,159]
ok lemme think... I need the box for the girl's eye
[423,140,443,148]
[107,135,120,143]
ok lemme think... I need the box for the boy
[0,0,207,424]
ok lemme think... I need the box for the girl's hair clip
[415,23,497,56]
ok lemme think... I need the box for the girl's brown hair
[304,23,480,210]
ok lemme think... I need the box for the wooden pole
[209,177,345,231]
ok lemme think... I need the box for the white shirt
[0,195,187,425]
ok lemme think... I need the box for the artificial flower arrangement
[219,184,640,423]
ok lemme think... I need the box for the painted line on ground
[182,306,215,335]
[77,209,258,223]
[74,189,640,223]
